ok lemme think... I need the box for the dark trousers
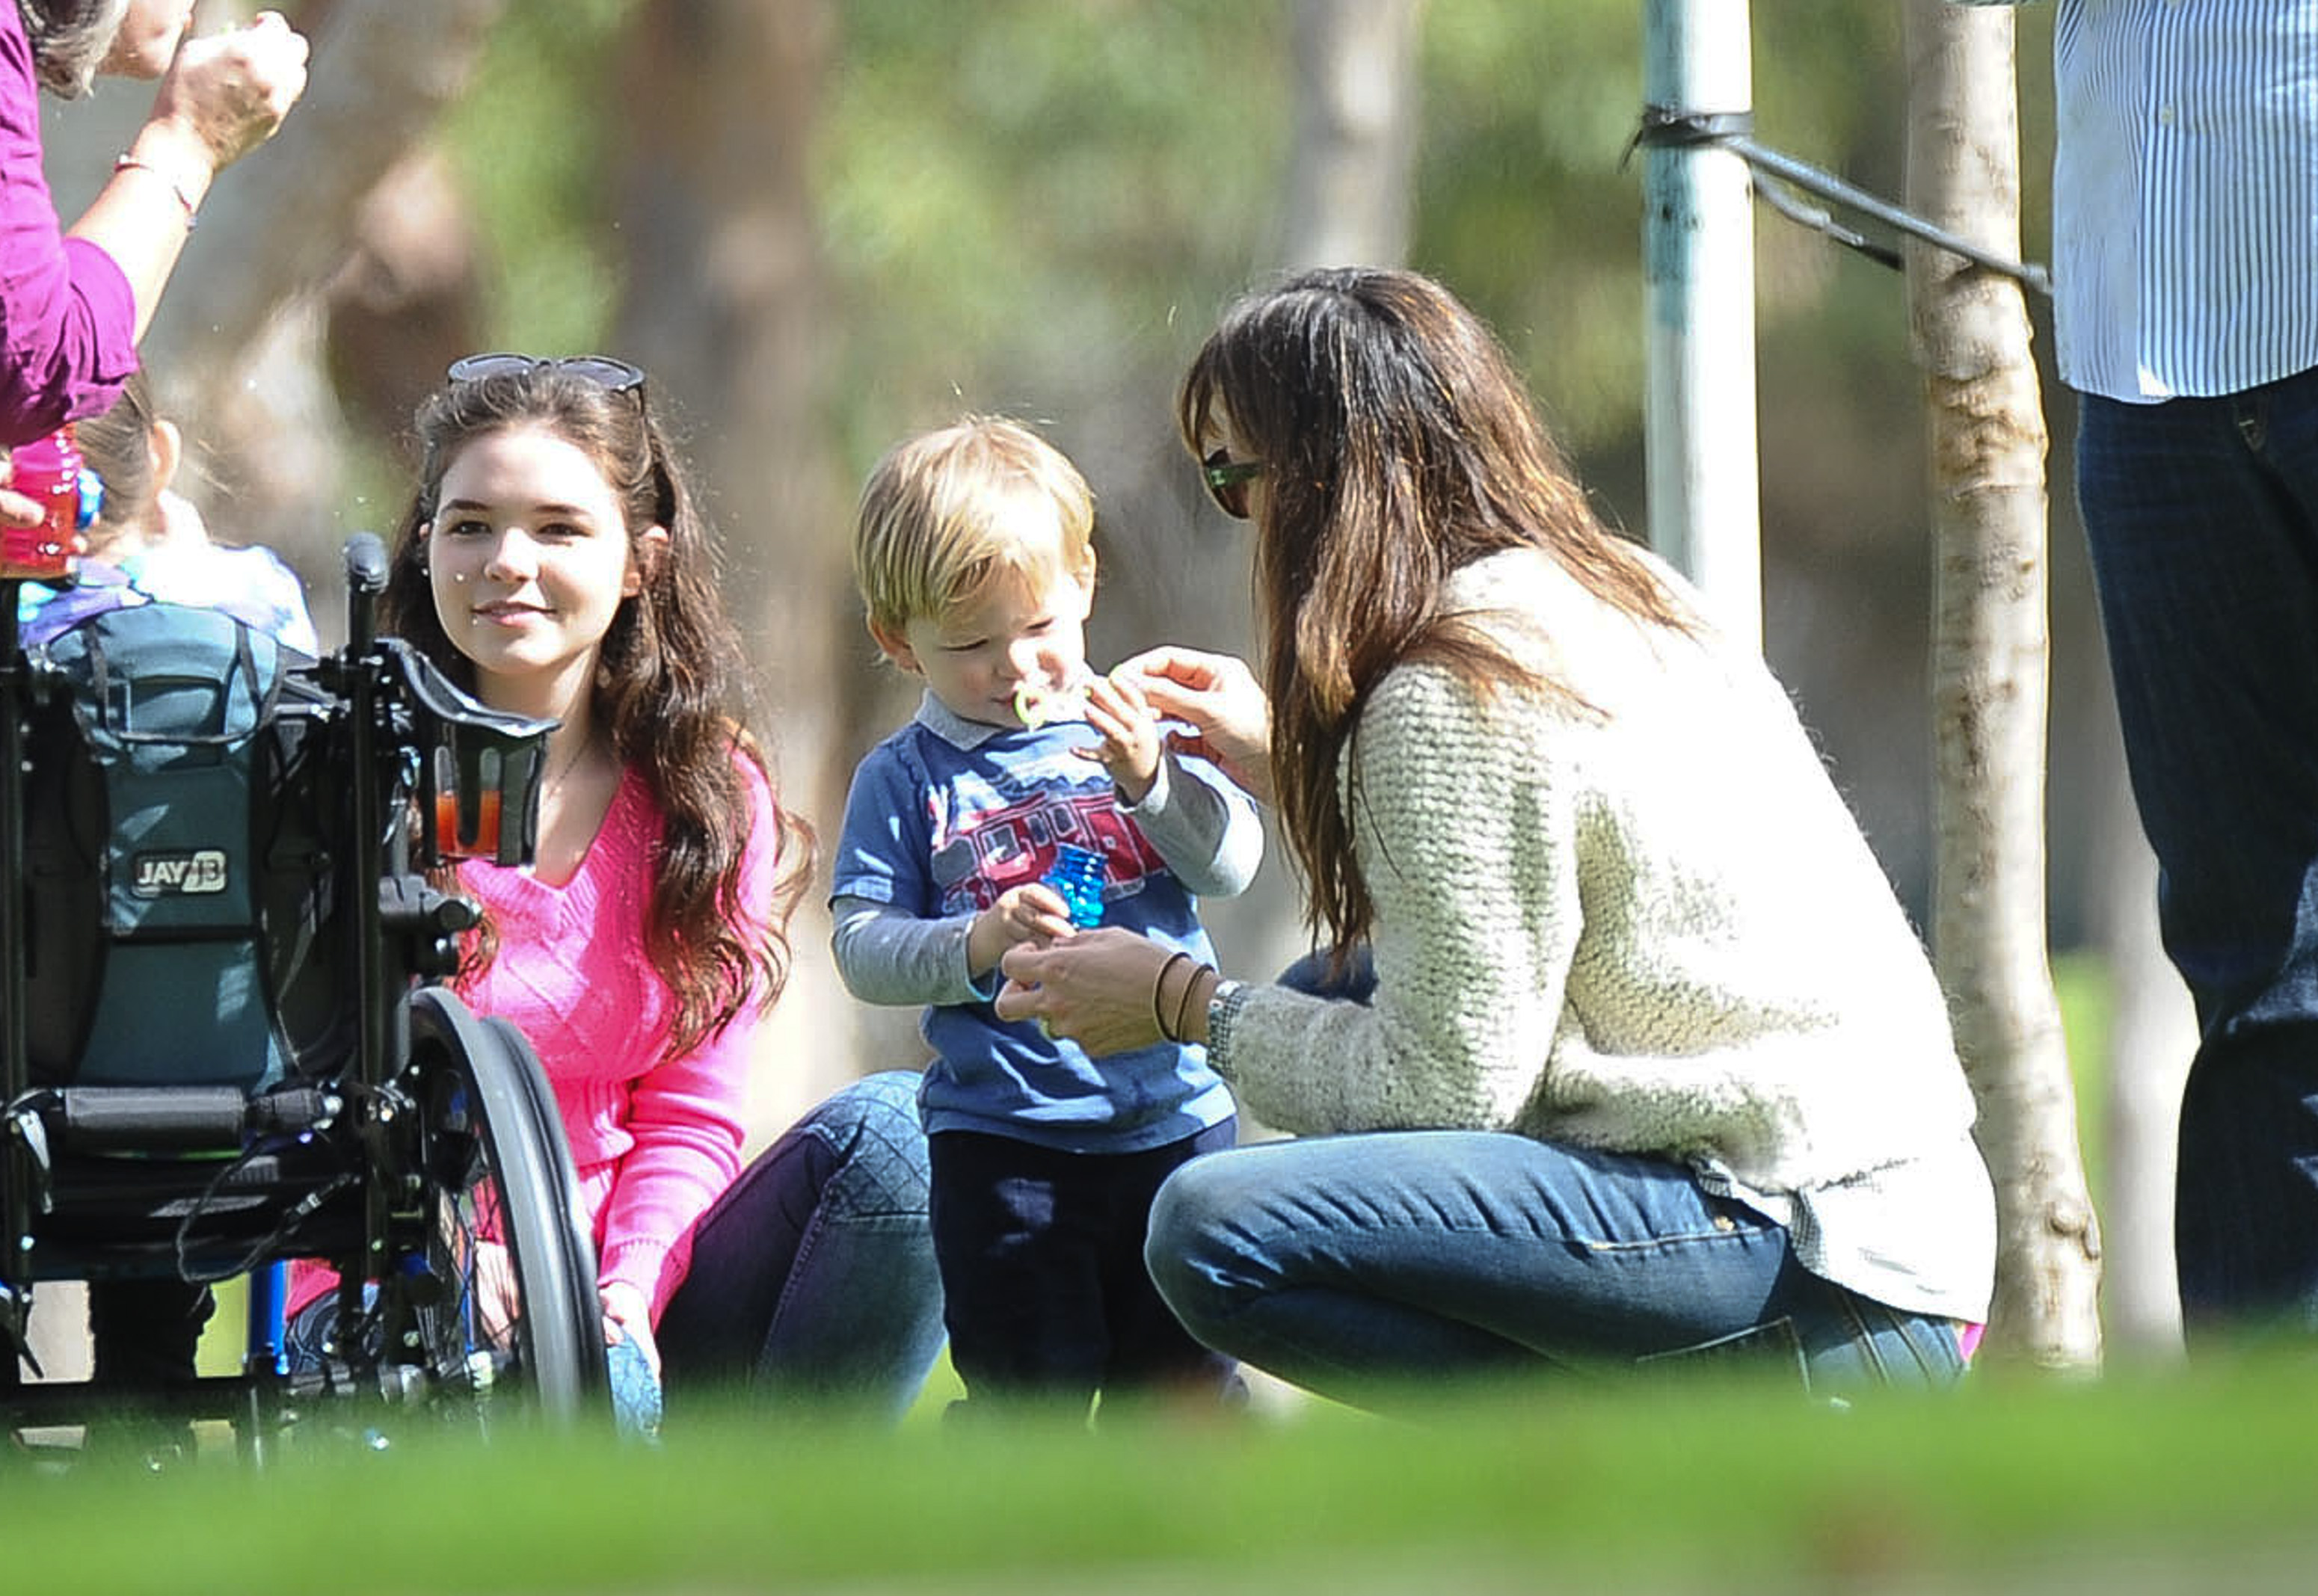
[929,1120,1236,1412]
[278,1071,946,1425]
[2077,366,2318,1336]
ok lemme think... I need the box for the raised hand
[1113,645,1274,804]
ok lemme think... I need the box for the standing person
[2035,1,2318,1340]
[997,268,1996,1409]
[833,416,1260,1418]
[373,354,944,1424]
[0,2,305,452]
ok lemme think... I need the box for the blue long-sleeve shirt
[831,691,1258,1154]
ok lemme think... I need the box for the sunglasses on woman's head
[446,353,648,396]
[447,353,673,523]
[1201,449,1263,520]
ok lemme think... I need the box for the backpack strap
[63,608,284,752]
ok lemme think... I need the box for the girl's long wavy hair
[382,363,812,1059]
[1177,267,1693,961]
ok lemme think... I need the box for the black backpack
[19,601,348,1093]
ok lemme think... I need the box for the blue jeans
[929,1120,1238,1413]
[2076,366,2318,1336]
[1144,1132,1963,1408]
[660,1070,945,1418]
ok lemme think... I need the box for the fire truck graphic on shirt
[926,785,1166,919]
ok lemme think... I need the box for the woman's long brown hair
[383,363,812,1059]
[1178,268,1690,960]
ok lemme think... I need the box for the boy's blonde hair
[853,416,1095,635]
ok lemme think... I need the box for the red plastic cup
[2,425,96,581]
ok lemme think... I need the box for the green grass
[40,950,2167,1595]
[10,1357,2318,1594]
[2053,946,2115,1195]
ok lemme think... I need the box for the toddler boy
[832,416,1259,1417]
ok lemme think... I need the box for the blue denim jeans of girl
[2076,365,2318,1337]
[658,1069,945,1419]
[1144,1131,1963,1408]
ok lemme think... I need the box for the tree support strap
[1626,105,2053,299]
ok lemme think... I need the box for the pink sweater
[455,758,779,1322]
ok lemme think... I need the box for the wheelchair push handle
[378,641,556,869]
[343,532,389,654]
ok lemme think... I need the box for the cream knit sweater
[1217,547,1995,1321]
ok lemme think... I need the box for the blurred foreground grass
[22,950,2195,1595]
[10,1352,2318,1595]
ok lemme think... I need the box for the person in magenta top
[372,354,944,1427]
[0,2,306,445]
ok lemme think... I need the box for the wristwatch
[1205,977,1247,1061]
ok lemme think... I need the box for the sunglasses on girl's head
[1201,449,1263,520]
[446,353,648,395]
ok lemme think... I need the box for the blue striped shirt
[2053,0,2318,401]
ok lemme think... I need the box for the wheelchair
[0,532,609,1458]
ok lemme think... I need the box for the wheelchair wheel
[379,989,607,1426]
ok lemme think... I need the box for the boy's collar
[912,689,1012,750]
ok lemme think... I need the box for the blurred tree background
[36,1,2183,1345]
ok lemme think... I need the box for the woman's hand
[142,10,309,179]
[997,927,1186,1056]
[1114,646,1274,804]
[600,1281,662,1381]
[965,881,1077,981]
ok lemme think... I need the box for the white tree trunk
[1904,0,2102,1370]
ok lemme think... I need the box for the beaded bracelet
[1150,950,1195,1041]
[114,155,199,230]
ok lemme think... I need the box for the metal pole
[1643,0,1762,651]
